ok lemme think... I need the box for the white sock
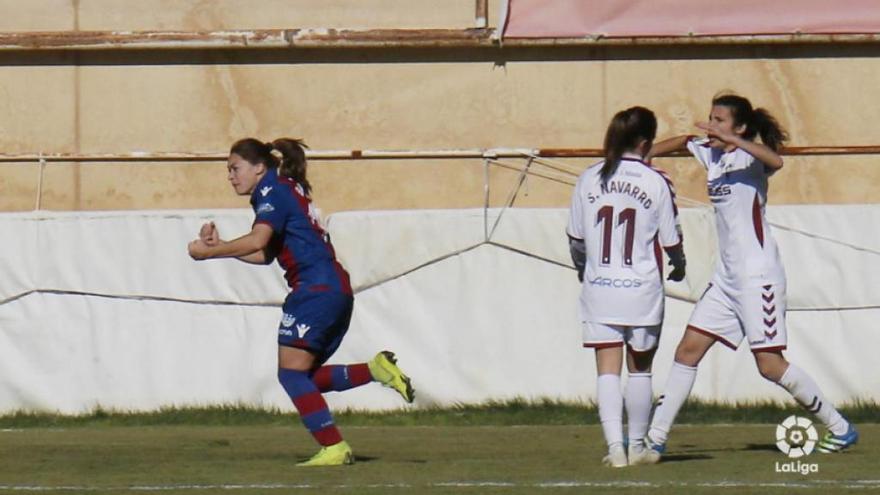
[597,374,624,448]
[647,362,698,445]
[625,372,653,446]
[778,363,848,435]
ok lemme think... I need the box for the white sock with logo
[597,373,624,448]
[625,372,653,447]
[778,363,848,436]
[648,362,698,445]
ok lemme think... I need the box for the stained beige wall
[0,0,491,31]
[0,1,878,213]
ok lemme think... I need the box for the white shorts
[688,282,787,352]
[582,322,661,352]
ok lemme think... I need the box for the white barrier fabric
[0,206,877,413]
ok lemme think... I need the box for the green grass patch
[0,424,876,494]
[1,398,877,428]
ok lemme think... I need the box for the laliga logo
[776,415,818,458]
[774,415,820,476]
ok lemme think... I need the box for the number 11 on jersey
[596,205,636,267]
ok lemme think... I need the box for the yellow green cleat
[368,351,415,403]
[296,441,354,467]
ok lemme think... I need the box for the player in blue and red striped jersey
[188,138,414,467]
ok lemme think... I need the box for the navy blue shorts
[277,289,354,365]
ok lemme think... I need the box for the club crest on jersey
[260,186,273,197]
[256,202,275,214]
[281,313,296,327]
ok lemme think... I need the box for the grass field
[0,406,875,494]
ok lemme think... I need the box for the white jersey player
[569,156,682,329]
[635,93,857,465]
[568,106,686,468]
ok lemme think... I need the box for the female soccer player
[188,138,415,467]
[568,107,686,467]
[638,94,857,463]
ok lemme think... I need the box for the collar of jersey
[251,167,278,204]
[620,152,647,164]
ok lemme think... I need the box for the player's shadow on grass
[657,453,713,463]
[670,443,778,455]
[351,455,427,464]
[742,443,779,452]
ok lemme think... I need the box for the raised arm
[645,135,690,161]
[696,121,783,170]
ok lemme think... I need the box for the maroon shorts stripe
[687,324,738,350]
[751,345,787,353]
[583,341,624,349]
[280,338,315,352]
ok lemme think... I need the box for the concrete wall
[0,0,487,31]
[0,1,878,213]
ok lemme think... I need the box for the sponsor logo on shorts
[588,276,643,288]
[774,415,819,475]
[278,328,293,337]
[296,323,311,337]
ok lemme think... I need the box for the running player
[568,107,686,467]
[635,93,858,463]
[188,138,415,467]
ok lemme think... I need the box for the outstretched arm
[646,135,690,161]
[188,223,274,261]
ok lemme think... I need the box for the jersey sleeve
[686,138,713,169]
[252,189,287,234]
[567,174,586,240]
[656,174,682,248]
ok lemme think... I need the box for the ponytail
[751,108,788,152]
[712,93,788,152]
[601,106,657,183]
[602,114,629,183]
[270,138,311,196]
[229,137,312,195]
